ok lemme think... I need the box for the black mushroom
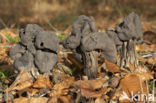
[63,15,117,79]
[9,24,59,76]
[107,12,143,69]
[81,32,117,63]
[63,15,98,79]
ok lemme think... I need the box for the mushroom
[63,15,98,79]
[10,24,59,77]
[81,32,117,64]
[19,24,44,55]
[107,12,143,69]
[34,31,59,73]
[63,15,118,79]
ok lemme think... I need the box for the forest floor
[0,18,155,103]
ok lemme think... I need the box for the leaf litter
[0,13,155,103]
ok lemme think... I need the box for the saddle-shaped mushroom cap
[81,32,117,63]
[10,24,59,74]
[34,50,58,73]
[35,31,59,53]
[20,24,44,46]
[19,24,44,54]
[14,51,34,71]
[116,12,143,41]
[63,15,97,50]
[9,43,26,59]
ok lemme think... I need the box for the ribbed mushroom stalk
[108,12,143,70]
[63,15,98,79]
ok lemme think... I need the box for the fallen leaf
[119,99,134,103]
[49,76,74,97]
[129,62,135,72]
[73,78,106,90]
[13,97,28,103]
[33,75,53,89]
[147,57,156,65]
[6,70,33,92]
[136,72,153,81]
[30,97,49,103]
[80,88,108,99]
[59,96,74,103]
[109,76,121,88]
[120,74,147,98]
[12,79,33,91]
[13,97,48,103]
[48,97,58,103]
[27,89,39,96]
[105,60,120,73]
[95,97,106,103]
[138,55,147,63]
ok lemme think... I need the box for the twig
[47,22,69,34]
[75,92,81,103]
[0,32,10,42]
[0,44,15,48]
[6,85,8,103]
[146,80,149,103]
[142,52,156,58]
[139,77,143,102]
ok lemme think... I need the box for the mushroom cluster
[10,24,59,76]
[10,12,142,79]
[63,15,117,79]
[63,12,142,78]
[63,15,99,79]
[107,12,143,69]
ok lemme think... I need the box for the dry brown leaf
[27,89,39,96]
[29,97,49,103]
[136,72,153,81]
[147,57,156,65]
[80,88,108,99]
[109,76,121,88]
[95,97,106,103]
[59,96,74,103]
[129,62,135,72]
[49,76,74,97]
[13,97,28,103]
[6,70,33,92]
[138,55,147,63]
[33,76,53,89]
[120,74,147,98]
[120,99,134,103]
[73,78,106,90]
[12,79,33,91]
[13,97,48,103]
[105,60,120,73]
[48,97,58,103]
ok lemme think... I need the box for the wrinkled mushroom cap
[20,24,44,46]
[9,43,26,59]
[35,31,59,53]
[63,15,97,49]
[34,50,58,73]
[81,32,117,63]
[14,51,34,71]
[10,24,59,74]
[116,12,143,41]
